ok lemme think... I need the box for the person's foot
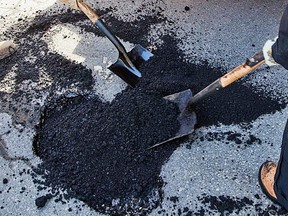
[259,161,279,204]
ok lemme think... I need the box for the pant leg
[274,119,288,210]
[272,4,288,70]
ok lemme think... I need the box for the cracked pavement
[0,0,287,215]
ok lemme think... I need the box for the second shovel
[76,0,153,87]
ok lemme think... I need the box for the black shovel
[76,0,153,87]
[149,51,265,149]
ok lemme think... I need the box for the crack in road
[0,133,32,167]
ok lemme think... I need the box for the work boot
[259,161,280,204]
[0,41,17,60]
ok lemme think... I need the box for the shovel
[149,51,265,149]
[67,0,153,87]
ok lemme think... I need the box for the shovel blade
[128,44,153,67]
[108,59,141,87]
[148,89,197,149]
[109,45,153,87]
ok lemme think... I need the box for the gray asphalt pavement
[0,0,287,215]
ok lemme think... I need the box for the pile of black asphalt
[1,3,285,216]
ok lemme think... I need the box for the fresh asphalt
[0,0,287,215]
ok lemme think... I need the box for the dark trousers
[274,120,288,210]
[272,4,288,70]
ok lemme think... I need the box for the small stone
[0,41,17,60]
[184,6,190,11]
[35,194,53,208]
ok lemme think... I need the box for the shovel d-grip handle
[187,51,265,107]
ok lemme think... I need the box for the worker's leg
[274,120,288,210]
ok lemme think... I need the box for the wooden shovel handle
[220,52,265,87]
[76,0,100,23]
[187,51,265,107]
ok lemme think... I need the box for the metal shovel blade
[108,58,141,88]
[148,89,197,149]
[128,44,154,67]
[108,45,153,87]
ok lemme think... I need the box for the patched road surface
[0,0,288,215]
